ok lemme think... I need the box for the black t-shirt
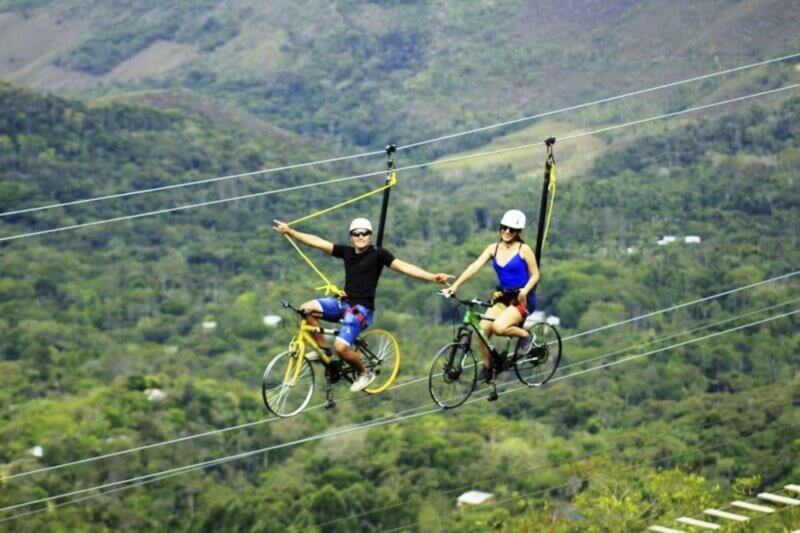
[331,244,396,310]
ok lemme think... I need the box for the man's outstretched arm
[273,220,334,254]
[390,259,453,284]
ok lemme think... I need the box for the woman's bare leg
[479,304,504,369]
[492,306,528,338]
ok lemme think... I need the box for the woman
[443,209,540,383]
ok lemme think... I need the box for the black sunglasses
[499,225,520,233]
[350,230,372,237]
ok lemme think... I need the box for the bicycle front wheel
[358,329,401,394]
[262,350,315,417]
[428,342,477,409]
[514,322,562,387]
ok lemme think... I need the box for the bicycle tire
[428,341,477,409]
[359,329,401,394]
[514,322,562,387]
[262,350,315,417]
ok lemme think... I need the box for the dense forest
[1,78,798,531]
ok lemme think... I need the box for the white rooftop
[145,388,166,402]
[457,490,494,507]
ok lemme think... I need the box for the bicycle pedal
[324,399,337,409]
[487,391,499,402]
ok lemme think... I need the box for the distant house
[457,491,494,509]
[29,445,44,458]
[657,235,677,246]
[145,388,166,402]
[685,235,701,244]
[201,320,217,331]
[546,315,561,327]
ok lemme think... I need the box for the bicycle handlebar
[279,300,322,318]
[436,291,493,308]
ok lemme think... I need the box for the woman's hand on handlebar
[440,287,457,298]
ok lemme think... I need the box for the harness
[341,297,370,329]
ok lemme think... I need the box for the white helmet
[349,217,373,233]
[500,209,526,230]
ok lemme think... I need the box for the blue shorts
[315,297,374,346]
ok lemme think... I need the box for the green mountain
[1,0,799,149]
[1,73,798,531]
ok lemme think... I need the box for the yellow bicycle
[261,300,401,417]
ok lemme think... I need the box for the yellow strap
[540,163,557,255]
[284,235,345,296]
[287,173,396,226]
[282,171,397,295]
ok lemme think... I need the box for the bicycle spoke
[262,351,315,417]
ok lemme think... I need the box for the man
[273,217,452,391]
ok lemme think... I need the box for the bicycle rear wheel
[359,329,401,394]
[428,342,477,409]
[514,322,562,387]
[262,350,315,417]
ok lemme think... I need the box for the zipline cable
[550,308,799,383]
[561,269,800,342]
[7,271,795,482]
[317,393,798,530]
[3,51,797,220]
[556,296,800,373]
[396,51,800,151]
[10,387,796,526]
[2,82,797,244]
[390,420,800,532]
[387,270,800,393]
[3,307,795,518]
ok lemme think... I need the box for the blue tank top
[491,243,530,289]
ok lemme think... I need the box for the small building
[29,446,44,459]
[262,315,282,327]
[457,490,494,509]
[657,235,677,246]
[685,235,701,244]
[145,388,166,402]
[201,320,217,331]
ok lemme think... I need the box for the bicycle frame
[285,319,338,383]
[459,305,512,358]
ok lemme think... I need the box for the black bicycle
[428,292,562,409]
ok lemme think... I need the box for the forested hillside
[1,0,799,149]
[1,76,798,531]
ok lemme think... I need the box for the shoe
[350,370,376,392]
[476,366,492,384]
[516,333,535,356]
